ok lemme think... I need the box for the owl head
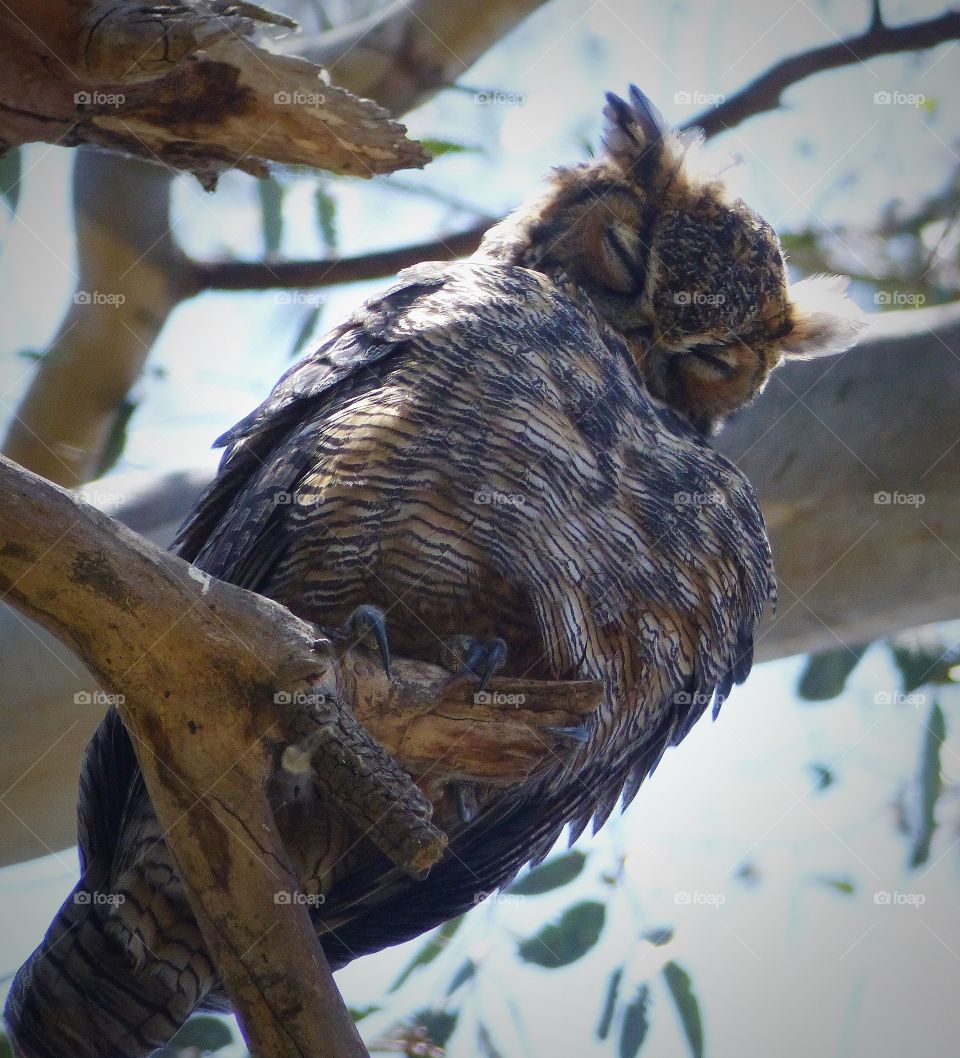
[479,86,866,433]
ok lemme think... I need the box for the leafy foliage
[0,147,21,215]
[517,900,606,969]
[508,850,586,895]
[389,916,464,992]
[907,700,946,868]
[662,961,704,1058]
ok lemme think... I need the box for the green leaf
[258,177,284,256]
[641,926,674,946]
[419,1009,458,1048]
[289,304,323,359]
[0,147,21,214]
[153,1015,234,1055]
[797,645,867,701]
[662,962,703,1058]
[477,1023,505,1058]
[815,875,855,895]
[0,1035,13,1058]
[517,900,605,969]
[348,1005,381,1022]
[809,763,834,790]
[891,643,957,693]
[509,851,586,895]
[389,916,463,992]
[597,966,623,1040]
[314,184,338,252]
[909,700,946,868]
[445,958,476,995]
[421,138,481,158]
[619,985,651,1058]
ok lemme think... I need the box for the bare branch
[0,0,427,182]
[686,9,960,138]
[190,219,493,292]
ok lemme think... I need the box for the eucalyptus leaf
[389,916,463,992]
[619,985,651,1058]
[517,900,605,969]
[597,966,623,1040]
[908,700,945,867]
[509,850,586,895]
[662,961,703,1058]
[0,147,21,214]
[258,177,284,256]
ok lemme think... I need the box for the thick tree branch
[0,0,427,182]
[685,9,960,137]
[282,0,552,116]
[0,453,602,1053]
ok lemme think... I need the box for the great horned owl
[7,88,864,1057]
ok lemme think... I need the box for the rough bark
[0,0,426,182]
[0,452,602,1056]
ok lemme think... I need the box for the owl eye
[687,343,735,375]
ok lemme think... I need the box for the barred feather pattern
[6,260,774,1055]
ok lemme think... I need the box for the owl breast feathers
[5,87,866,1058]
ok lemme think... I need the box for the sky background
[0,0,958,1055]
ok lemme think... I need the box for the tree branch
[0,0,427,183]
[685,9,960,138]
[190,219,493,292]
[0,452,602,1053]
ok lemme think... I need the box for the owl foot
[440,635,508,693]
[339,604,391,677]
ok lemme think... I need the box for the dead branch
[0,0,427,183]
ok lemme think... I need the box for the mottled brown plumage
[6,88,864,1058]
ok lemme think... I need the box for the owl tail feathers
[4,877,209,1058]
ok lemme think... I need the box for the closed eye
[688,344,735,375]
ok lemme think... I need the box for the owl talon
[546,724,591,745]
[343,604,391,677]
[441,635,508,692]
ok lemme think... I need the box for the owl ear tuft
[602,86,668,171]
[781,274,869,359]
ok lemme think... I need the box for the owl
[6,87,864,1057]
